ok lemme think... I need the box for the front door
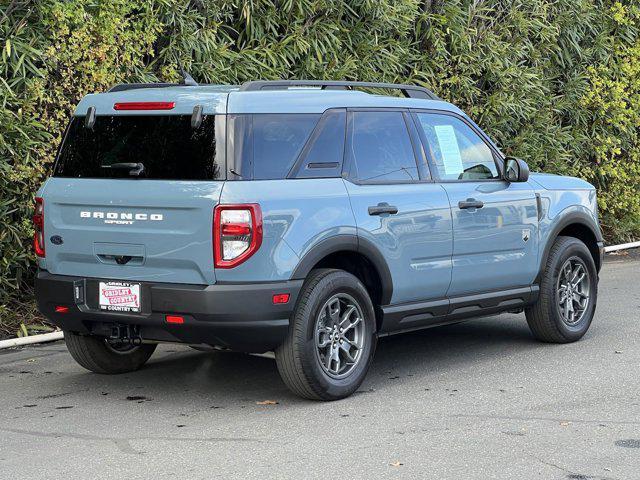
[412,111,539,297]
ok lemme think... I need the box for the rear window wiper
[101,162,145,177]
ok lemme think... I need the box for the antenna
[177,59,198,86]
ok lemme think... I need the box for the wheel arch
[291,235,393,322]
[537,211,603,282]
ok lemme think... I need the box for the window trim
[410,109,506,184]
[343,108,429,186]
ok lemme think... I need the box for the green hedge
[2,0,640,327]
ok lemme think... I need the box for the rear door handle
[368,203,399,216]
[458,198,484,210]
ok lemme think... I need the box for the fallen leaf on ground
[256,400,278,405]
[390,461,403,467]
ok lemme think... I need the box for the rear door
[343,109,453,306]
[41,112,226,286]
[412,111,539,297]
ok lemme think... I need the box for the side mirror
[504,157,529,182]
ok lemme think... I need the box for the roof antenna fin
[178,60,198,86]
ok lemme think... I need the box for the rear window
[229,114,321,180]
[54,115,223,180]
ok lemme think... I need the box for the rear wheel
[64,332,156,374]
[525,236,598,343]
[275,269,377,400]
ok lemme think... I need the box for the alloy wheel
[314,293,366,379]
[556,257,590,325]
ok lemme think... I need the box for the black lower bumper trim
[36,270,302,352]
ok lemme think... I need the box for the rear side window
[291,110,346,179]
[229,114,321,180]
[54,115,223,180]
[347,111,418,183]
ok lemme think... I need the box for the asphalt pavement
[1,254,639,479]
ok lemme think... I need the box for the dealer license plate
[98,281,141,313]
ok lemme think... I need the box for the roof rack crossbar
[239,80,439,100]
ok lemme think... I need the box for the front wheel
[525,236,598,343]
[275,269,377,400]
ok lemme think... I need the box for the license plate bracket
[98,281,141,313]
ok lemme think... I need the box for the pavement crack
[1,427,261,455]
[37,389,88,399]
[529,455,620,480]
[450,413,640,427]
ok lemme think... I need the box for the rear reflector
[113,101,175,111]
[55,306,69,313]
[165,315,185,324]
[272,293,290,304]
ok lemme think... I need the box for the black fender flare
[291,235,393,305]
[537,210,604,282]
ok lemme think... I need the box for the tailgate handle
[94,243,145,266]
[97,254,143,266]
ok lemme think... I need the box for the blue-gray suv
[34,80,605,400]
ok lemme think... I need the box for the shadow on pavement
[38,314,546,406]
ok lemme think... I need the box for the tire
[64,332,157,374]
[275,269,377,401]
[525,236,598,343]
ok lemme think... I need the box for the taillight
[213,204,262,268]
[33,197,45,257]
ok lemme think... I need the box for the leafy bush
[1,0,639,327]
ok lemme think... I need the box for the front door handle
[458,198,484,210]
[368,203,399,216]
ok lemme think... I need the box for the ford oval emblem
[50,235,63,245]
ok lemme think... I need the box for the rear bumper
[35,270,302,352]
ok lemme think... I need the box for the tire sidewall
[548,239,598,341]
[298,271,377,399]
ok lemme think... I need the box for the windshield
[54,115,224,180]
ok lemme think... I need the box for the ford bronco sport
[34,80,604,400]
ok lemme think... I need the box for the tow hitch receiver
[110,324,142,346]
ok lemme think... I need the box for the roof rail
[239,80,439,100]
[108,82,182,93]
[109,71,198,92]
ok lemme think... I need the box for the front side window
[415,113,499,181]
[348,111,418,183]
[55,115,222,180]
